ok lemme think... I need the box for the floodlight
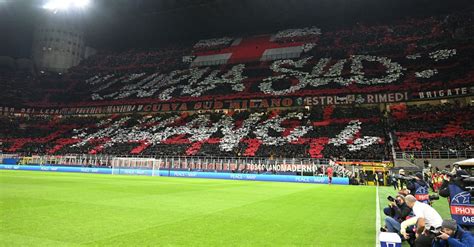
[43,0,91,11]
[73,0,91,8]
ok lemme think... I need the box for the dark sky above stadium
[1,0,473,58]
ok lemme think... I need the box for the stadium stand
[0,11,473,163]
[0,12,470,106]
[391,103,473,153]
[3,3,474,247]
[0,108,386,159]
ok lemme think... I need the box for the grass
[0,170,376,246]
[0,170,451,246]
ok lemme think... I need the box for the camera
[429,194,440,201]
[460,175,474,183]
[395,174,416,181]
[428,226,443,238]
[387,196,395,202]
[453,174,474,195]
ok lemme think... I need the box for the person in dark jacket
[382,195,413,233]
[390,173,399,190]
[432,219,474,247]
[407,173,430,204]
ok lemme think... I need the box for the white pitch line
[375,185,381,247]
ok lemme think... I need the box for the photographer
[400,195,443,247]
[407,173,431,204]
[439,170,474,230]
[390,172,399,190]
[382,195,413,234]
[399,169,407,189]
[433,219,474,247]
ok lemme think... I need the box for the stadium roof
[1,0,473,58]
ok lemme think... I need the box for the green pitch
[1,170,377,246]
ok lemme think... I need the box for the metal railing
[395,150,474,160]
[0,151,391,164]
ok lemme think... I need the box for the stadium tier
[2,13,474,108]
[0,107,388,159]
[0,103,472,160]
[391,104,473,152]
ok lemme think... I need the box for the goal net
[111,157,161,176]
